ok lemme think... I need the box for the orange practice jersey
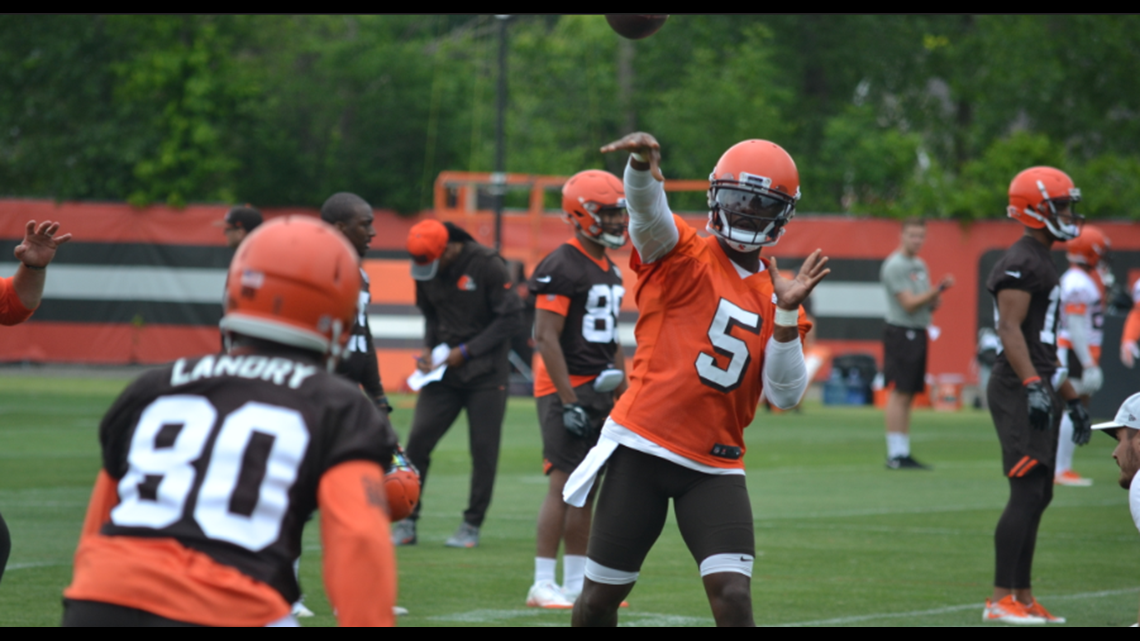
[610,216,810,469]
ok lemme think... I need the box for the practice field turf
[1,375,1137,627]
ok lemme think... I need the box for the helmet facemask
[706,174,798,251]
[1027,181,1084,241]
[573,200,628,249]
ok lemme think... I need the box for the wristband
[21,263,44,270]
[1022,376,1041,386]
[459,344,471,361]
[774,307,799,327]
[630,152,647,163]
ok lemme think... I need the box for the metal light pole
[493,15,509,252]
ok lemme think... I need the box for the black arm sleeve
[358,315,385,400]
[463,256,525,358]
[417,284,440,349]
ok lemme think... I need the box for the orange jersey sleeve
[319,460,397,627]
[79,471,120,539]
[0,276,33,326]
[534,293,571,316]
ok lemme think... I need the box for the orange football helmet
[1065,224,1109,267]
[707,139,800,251]
[220,216,361,364]
[562,169,628,249]
[384,446,421,522]
[1007,166,1084,241]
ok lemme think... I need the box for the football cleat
[391,519,417,546]
[983,596,1046,624]
[1054,470,1093,487]
[1023,599,1066,624]
[886,455,931,470]
[526,581,575,609]
[393,606,409,616]
[445,522,480,548]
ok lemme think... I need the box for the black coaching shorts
[587,446,754,574]
[537,382,614,475]
[987,368,1062,477]
[883,324,928,394]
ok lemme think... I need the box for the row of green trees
[2,15,1138,219]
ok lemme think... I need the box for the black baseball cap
[217,205,263,232]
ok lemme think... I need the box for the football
[384,468,421,522]
[604,14,669,40]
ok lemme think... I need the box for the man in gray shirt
[880,218,954,469]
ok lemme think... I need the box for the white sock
[1056,412,1075,474]
[535,557,557,585]
[887,433,910,459]
[563,555,587,595]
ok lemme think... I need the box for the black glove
[1067,398,1092,446]
[562,403,592,439]
[1025,380,1054,431]
[374,395,393,415]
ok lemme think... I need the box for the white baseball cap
[1091,392,1140,437]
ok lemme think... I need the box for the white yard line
[775,587,1140,626]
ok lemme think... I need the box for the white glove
[1080,365,1103,395]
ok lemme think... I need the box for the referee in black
[394,220,524,548]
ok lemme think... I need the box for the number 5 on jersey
[696,298,761,392]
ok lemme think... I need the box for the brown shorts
[987,370,1062,477]
[883,324,928,394]
[537,381,614,475]
[587,446,754,573]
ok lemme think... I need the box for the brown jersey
[529,237,625,396]
[73,348,397,608]
[986,235,1062,381]
[610,216,810,470]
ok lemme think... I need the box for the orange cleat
[1024,599,1066,624]
[1054,470,1093,486]
[983,596,1046,624]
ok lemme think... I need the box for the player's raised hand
[600,132,664,182]
[768,250,830,311]
[14,220,72,268]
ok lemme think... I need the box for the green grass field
[1,375,1137,627]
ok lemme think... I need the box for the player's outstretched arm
[318,460,397,627]
[768,252,829,344]
[600,132,663,182]
[601,132,677,263]
[12,220,71,311]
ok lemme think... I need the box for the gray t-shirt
[881,250,932,328]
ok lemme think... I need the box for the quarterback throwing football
[564,133,828,627]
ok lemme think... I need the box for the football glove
[374,394,394,415]
[1025,380,1054,432]
[1079,365,1103,395]
[1067,398,1092,446]
[562,403,592,439]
